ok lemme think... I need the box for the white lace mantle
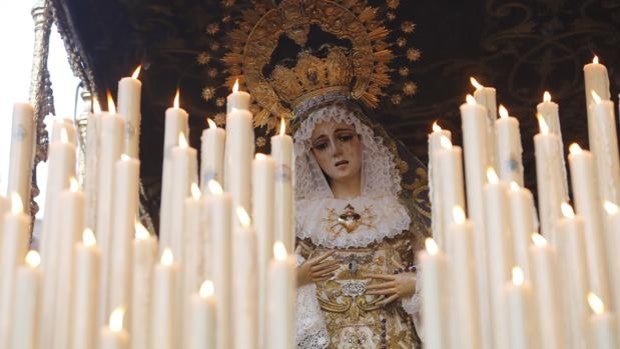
[296,195,411,249]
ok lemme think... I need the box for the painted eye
[313,142,328,150]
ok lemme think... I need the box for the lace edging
[296,254,330,349]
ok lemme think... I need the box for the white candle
[459,94,492,349]
[495,105,524,185]
[471,77,498,169]
[419,238,450,349]
[0,196,8,252]
[587,292,618,349]
[190,280,216,349]
[588,91,620,204]
[224,106,254,213]
[507,182,535,279]
[435,136,465,255]
[151,248,179,349]
[200,118,226,190]
[130,223,156,349]
[10,251,41,349]
[84,98,101,229]
[118,66,143,158]
[0,194,30,349]
[234,207,258,349]
[72,229,101,349]
[428,122,452,244]
[160,90,189,251]
[568,143,611,304]
[555,203,589,348]
[505,267,536,349]
[100,307,129,349]
[533,114,568,244]
[7,102,34,214]
[268,242,296,349]
[583,56,611,107]
[109,155,140,314]
[53,178,85,349]
[529,233,565,349]
[51,117,77,145]
[226,79,251,114]
[252,153,275,348]
[206,180,233,349]
[272,118,294,251]
[446,207,480,349]
[603,201,620,321]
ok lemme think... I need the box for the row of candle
[426,56,620,349]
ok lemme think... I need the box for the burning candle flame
[233,79,239,93]
[498,105,509,119]
[207,118,217,129]
[236,206,252,227]
[591,90,602,104]
[11,192,23,214]
[109,307,125,332]
[178,132,188,148]
[531,233,547,247]
[279,118,286,136]
[588,292,605,315]
[69,177,79,192]
[469,77,483,90]
[569,143,583,155]
[199,280,215,298]
[536,113,549,135]
[207,180,223,195]
[60,128,69,144]
[561,202,575,219]
[161,248,174,266]
[452,206,466,224]
[135,222,150,240]
[509,181,520,192]
[131,65,141,79]
[593,56,599,64]
[486,167,499,184]
[604,201,619,215]
[25,250,41,268]
[191,183,201,200]
[425,238,439,256]
[543,91,551,103]
[466,94,477,105]
[512,266,524,285]
[106,91,116,114]
[255,153,268,160]
[439,135,452,150]
[121,154,131,161]
[83,228,97,246]
[92,97,102,114]
[173,89,180,109]
[432,121,442,133]
[273,241,287,261]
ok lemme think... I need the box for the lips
[335,160,349,167]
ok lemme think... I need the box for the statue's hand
[365,272,416,305]
[297,250,338,287]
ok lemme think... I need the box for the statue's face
[310,120,362,183]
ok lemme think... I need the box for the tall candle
[495,105,524,185]
[529,233,565,349]
[428,122,452,245]
[583,56,611,107]
[117,66,142,158]
[587,293,618,349]
[419,238,450,349]
[206,180,233,349]
[0,194,30,349]
[471,77,498,169]
[268,242,296,349]
[508,182,535,279]
[200,118,226,190]
[534,114,568,245]
[272,118,294,251]
[7,102,35,214]
[252,153,275,347]
[190,280,216,349]
[71,229,101,349]
[84,98,101,229]
[459,94,492,349]
[603,201,620,321]
[152,248,179,349]
[224,106,254,213]
[234,207,258,349]
[568,143,611,304]
[160,90,189,251]
[100,307,129,349]
[447,207,481,349]
[51,117,77,145]
[130,223,156,349]
[555,203,589,348]
[10,251,41,349]
[109,155,140,314]
[226,79,251,114]
[505,267,537,349]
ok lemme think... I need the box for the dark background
[53,0,620,225]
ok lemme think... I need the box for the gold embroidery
[324,204,376,235]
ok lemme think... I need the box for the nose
[331,138,343,157]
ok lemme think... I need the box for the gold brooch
[324,204,375,235]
